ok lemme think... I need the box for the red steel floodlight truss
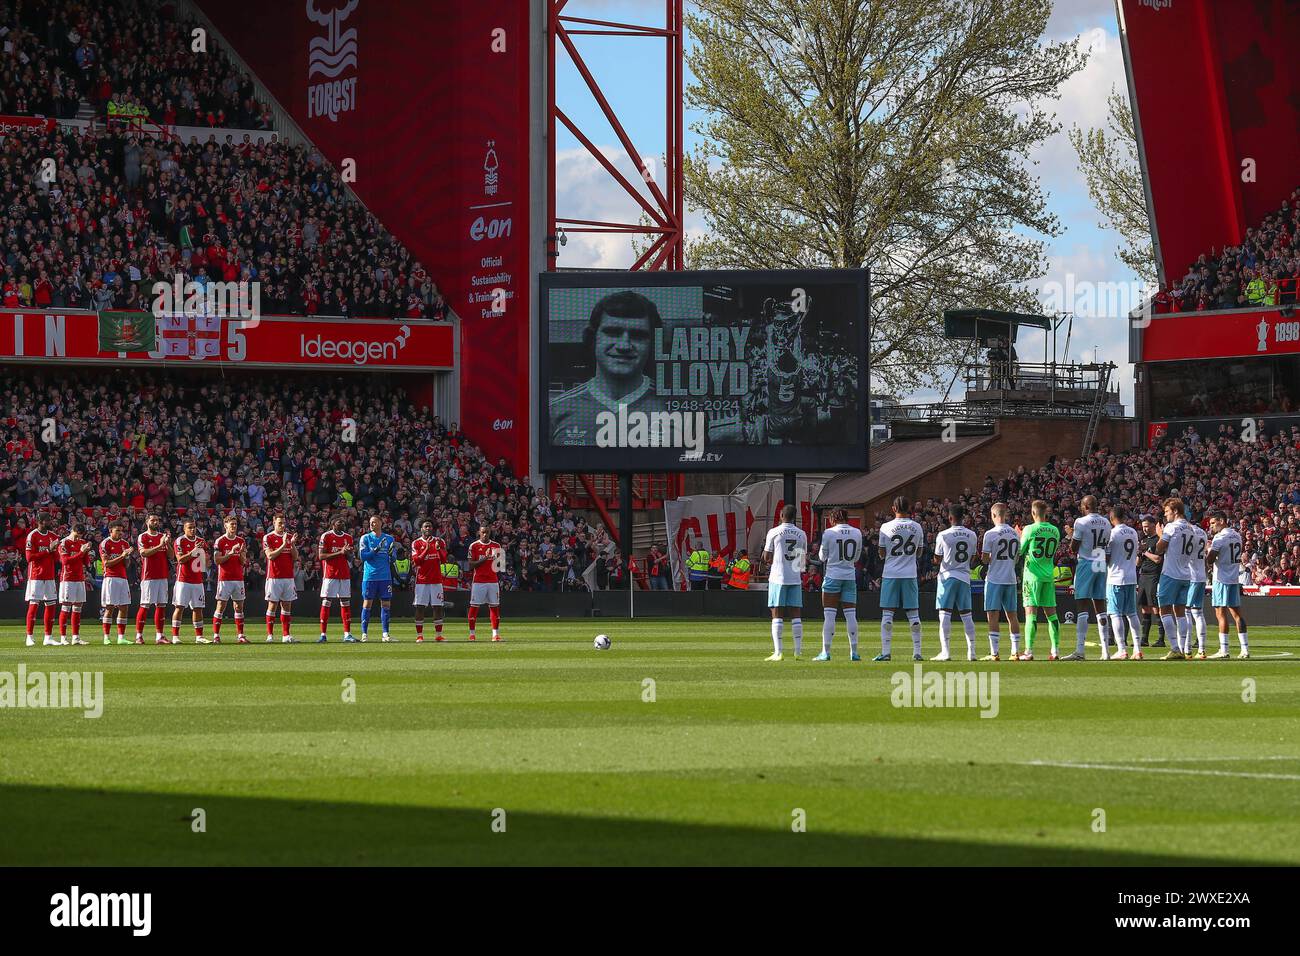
[547,0,685,272]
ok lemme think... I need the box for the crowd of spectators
[0,369,623,594]
[1,123,450,319]
[1,0,274,129]
[863,424,1300,588]
[1160,187,1300,313]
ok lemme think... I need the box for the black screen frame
[537,268,870,473]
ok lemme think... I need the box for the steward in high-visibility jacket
[442,561,461,588]
[686,548,711,590]
[707,553,727,589]
[726,551,752,590]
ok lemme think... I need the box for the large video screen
[539,269,869,472]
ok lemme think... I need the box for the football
[593,634,612,650]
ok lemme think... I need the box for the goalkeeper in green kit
[1017,499,1062,661]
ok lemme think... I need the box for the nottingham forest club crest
[306,0,359,123]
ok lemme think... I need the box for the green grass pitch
[1,618,1297,866]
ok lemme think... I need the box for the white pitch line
[1130,755,1300,763]
[1023,760,1300,781]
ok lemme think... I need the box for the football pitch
[1,618,1297,866]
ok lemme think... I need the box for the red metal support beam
[547,1,686,538]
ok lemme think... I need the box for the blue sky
[553,0,1140,407]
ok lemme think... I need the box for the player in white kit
[932,506,979,661]
[814,508,863,661]
[1154,497,1196,660]
[761,504,808,661]
[979,502,1020,660]
[1104,505,1141,660]
[1065,495,1111,661]
[1206,511,1248,659]
[1185,519,1210,658]
[875,496,925,661]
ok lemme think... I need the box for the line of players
[760,495,1249,662]
[19,510,507,646]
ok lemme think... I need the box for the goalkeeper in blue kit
[357,514,397,643]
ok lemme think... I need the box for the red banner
[195,0,532,471]
[0,310,452,370]
[0,114,59,135]
[1142,308,1300,362]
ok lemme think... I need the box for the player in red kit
[24,512,60,646]
[467,524,505,642]
[57,524,94,645]
[263,513,298,643]
[411,518,448,642]
[212,513,248,643]
[136,514,172,644]
[100,522,134,644]
[172,518,207,644]
[317,514,354,643]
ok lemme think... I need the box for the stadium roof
[943,308,1052,343]
[815,433,999,507]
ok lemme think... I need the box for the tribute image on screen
[543,279,862,459]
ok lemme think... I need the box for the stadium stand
[0,123,450,319]
[1161,187,1300,313]
[0,0,274,127]
[0,369,616,593]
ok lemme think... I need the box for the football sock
[1139,613,1151,646]
[266,613,276,638]
[340,604,351,633]
[319,604,331,636]
[153,607,165,635]
[1024,616,1037,652]
[361,606,371,635]
[234,611,245,636]
[281,613,292,638]
[907,610,922,655]
[415,620,424,639]
[70,610,80,639]
[1008,628,1020,655]
[790,617,801,655]
[466,606,477,635]
[821,608,836,653]
[434,619,443,638]
[1176,614,1190,654]
[937,610,952,657]
[135,606,147,637]
[1096,612,1109,651]
[59,608,69,637]
[43,604,55,637]
[960,612,976,657]
[381,606,392,634]
[844,608,858,654]
[1238,628,1249,652]
[1075,611,1089,654]
[1046,614,1060,654]
[1125,613,1139,649]
[1218,631,1230,654]
[212,614,222,637]
[988,628,1000,657]
[880,609,893,656]
[771,617,784,654]
[1190,608,1206,653]
[194,620,203,640]
[25,603,38,638]
[1160,613,1178,650]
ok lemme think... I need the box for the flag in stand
[158,313,221,359]
[98,311,156,352]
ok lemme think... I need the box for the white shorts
[140,578,169,606]
[265,578,297,603]
[216,580,247,603]
[414,583,444,607]
[25,578,57,603]
[101,577,131,607]
[59,581,87,604]
[470,582,500,606]
[173,581,206,609]
[320,577,352,600]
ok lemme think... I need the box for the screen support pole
[619,473,634,618]
[783,472,796,514]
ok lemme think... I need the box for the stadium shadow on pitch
[0,784,1264,866]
